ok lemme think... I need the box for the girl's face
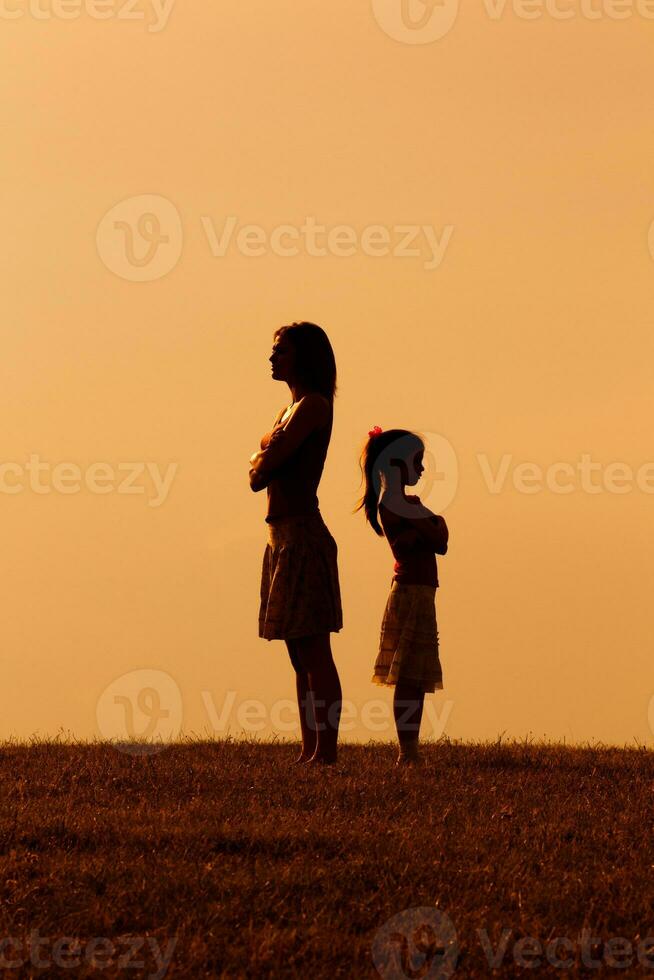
[408,448,425,486]
[391,447,425,488]
[269,334,296,384]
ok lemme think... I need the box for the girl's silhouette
[355,427,449,765]
[249,322,343,766]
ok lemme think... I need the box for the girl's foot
[396,743,422,767]
[307,751,338,766]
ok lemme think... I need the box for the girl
[354,426,449,765]
[249,322,343,766]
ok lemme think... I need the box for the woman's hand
[249,428,285,465]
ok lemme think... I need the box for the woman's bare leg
[394,681,425,764]
[285,639,317,762]
[294,633,342,764]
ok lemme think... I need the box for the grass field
[1,737,653,978]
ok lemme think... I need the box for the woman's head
[269,322,337,403]
[354,428,425,535]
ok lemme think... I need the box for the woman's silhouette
[249,322,343,765]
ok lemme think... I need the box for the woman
[249,321,343,765]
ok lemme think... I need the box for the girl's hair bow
[368,425,383,439]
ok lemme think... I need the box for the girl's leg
[293,632,342,764]
[285,639,317,762]
[393,681,425,763]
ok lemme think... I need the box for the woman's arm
[248,409,285,491]
[249,394,330,492]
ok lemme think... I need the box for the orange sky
[2,1,654,747]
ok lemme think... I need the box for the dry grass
[1,736,653,977]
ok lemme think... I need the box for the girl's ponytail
[354,429,384,535]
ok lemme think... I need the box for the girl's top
[378,498,445,588]
[259,402,333,524]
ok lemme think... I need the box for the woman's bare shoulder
[294,393,331,425]
[299,392,331,412]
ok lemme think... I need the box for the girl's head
[354,428,425,535]
[269,322,337,403]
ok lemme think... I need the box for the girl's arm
[391,527,424,559]
[382,497,449,555]
[249,394,330,492]
[403,496,449,554]
[411,515,449,554]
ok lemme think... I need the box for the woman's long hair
[274,321,337,404]
[353,429,425,535]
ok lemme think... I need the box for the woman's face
[270,334,296,383]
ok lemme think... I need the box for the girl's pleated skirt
[372,581,443,693]
[258,511,343,641]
